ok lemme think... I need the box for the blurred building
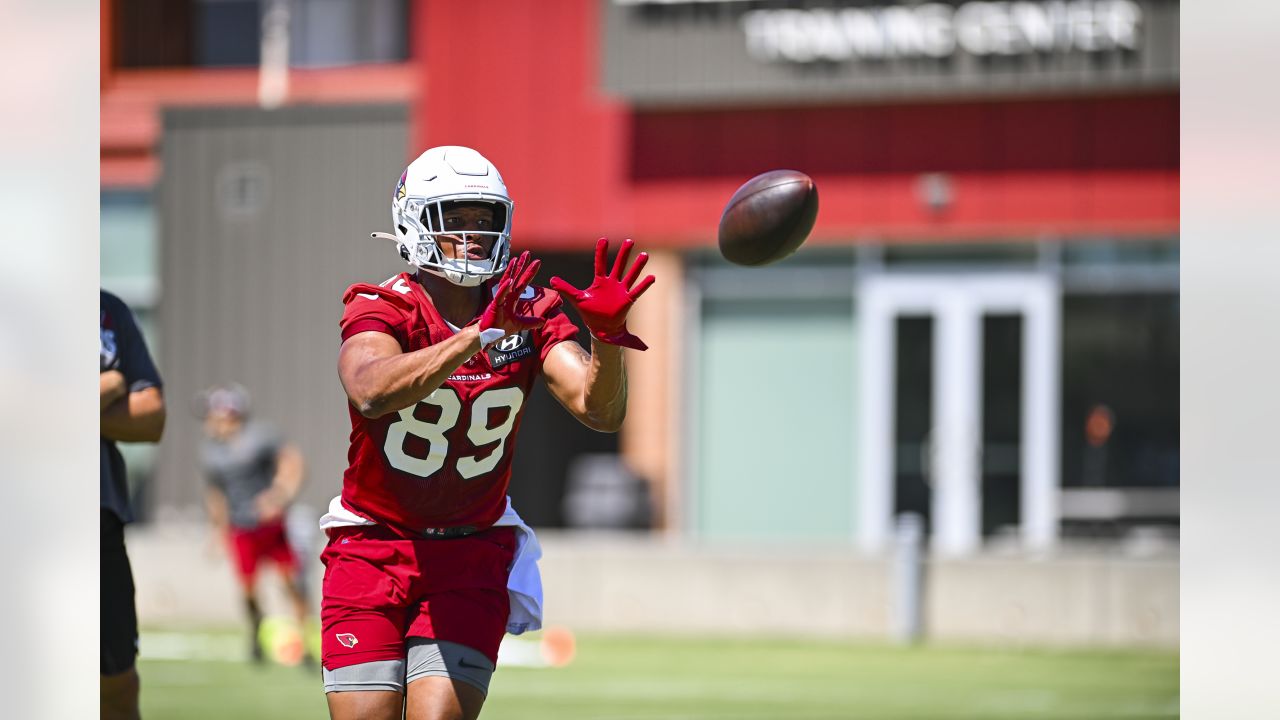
[101,0,1178,556]
[100,0,419,514]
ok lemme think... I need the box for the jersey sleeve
[339,282,414,344]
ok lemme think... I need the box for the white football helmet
[383,146,514,287]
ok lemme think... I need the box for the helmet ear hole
[399,245,410,262]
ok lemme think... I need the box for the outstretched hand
[550,238,656,351]
[479,251,548,338]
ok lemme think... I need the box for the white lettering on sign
[740,1,1142,64]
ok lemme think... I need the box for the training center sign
[602,0,1179,105]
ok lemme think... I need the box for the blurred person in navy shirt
[101,290,166,720]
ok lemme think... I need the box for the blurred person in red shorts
[199,383,313,667]
[321,145,654,720]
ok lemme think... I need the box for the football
[717,169,819,266]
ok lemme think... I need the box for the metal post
[892,512,925,645]
[259,0,291,110]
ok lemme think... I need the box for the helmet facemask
[395,195,513,288]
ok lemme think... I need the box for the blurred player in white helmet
[320,145,655,720]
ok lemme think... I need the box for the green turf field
[138,630,1178,719]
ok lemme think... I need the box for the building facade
[102,0,1179,555]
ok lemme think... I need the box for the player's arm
[270,443,305,503]
[339,327,486,419]
[546,238,655,433]
[340,252,548,419]
[100,370,127,411]
[101,386,166,443]
[101,295,166,442]
[543,340,628,433]
[204,485,230,534]
[255,442,305,523]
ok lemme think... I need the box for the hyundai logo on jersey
[487,330,533,368]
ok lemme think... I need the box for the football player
[320,146,654,720]
[101,290,166,720]
[199,383,312,666]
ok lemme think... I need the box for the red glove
[550,238,656,351]
[479,251,548,342]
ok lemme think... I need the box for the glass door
[856,273,1060,556]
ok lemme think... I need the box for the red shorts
[227,521,299,587]
[319,524,515,670]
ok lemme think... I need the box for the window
[112,0,409,70]
[101,191,158,307]
[1061,292,1179,488]
[290,0,409,67]
[196,0,262,67]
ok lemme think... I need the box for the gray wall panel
[155,105,410,521]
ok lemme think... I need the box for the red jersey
[335,273,577,536]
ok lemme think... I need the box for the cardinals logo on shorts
[336,633,359,648]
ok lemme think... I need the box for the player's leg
[264,522,309,625]
[405,676,486,720]
[403,640,492,720]
[321,611,410,720]
[321,528,415,719]
[101,668,141,720]
[243,590,264,662]
[322,633,410,720]
[282,571,309,630]
[228,528,265,662]
[326,686,404,720]
[271,528,316,666]
[401,528,516,720]
[101,509,141,720]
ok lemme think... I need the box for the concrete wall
[128,523,1176,649]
